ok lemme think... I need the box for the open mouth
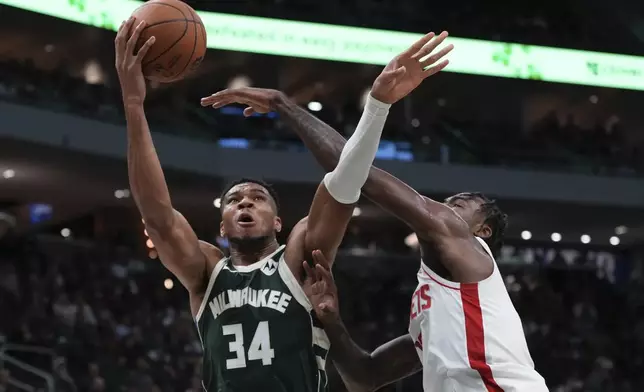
[236,212,256,227]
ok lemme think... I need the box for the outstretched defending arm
[281,40,422,265]
[303,251,421,392]
[201,32,459,247]
[298,92,392,264]
[116,18,215,296]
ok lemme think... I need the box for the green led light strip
[3,0,644,91]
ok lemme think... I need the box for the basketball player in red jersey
[202,32,548,391]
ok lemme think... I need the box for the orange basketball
[130,0,207,83]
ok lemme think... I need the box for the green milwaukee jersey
[194,245,329,392]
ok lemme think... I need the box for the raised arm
[116,18,216,297]
[200,32,460,245]
[303,251,421,391]
[298,91,394,264]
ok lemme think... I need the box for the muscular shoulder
[282,217,309,280]
[419,196,470,237]
[198,240,225,282]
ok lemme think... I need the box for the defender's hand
[115,16,156,105]
[302,250,339,324]
[200,87,285,117]
[371,31,453,105]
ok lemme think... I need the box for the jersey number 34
[223,321,275,369]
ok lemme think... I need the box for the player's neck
[228,236,280,266]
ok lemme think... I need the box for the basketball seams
[192,8,207,51]
[132,0,205,81]
[141,8,190,67]
[141,19,204,31]
[136,1,185,16]
[173,5,201,76]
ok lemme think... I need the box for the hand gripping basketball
[115,17,156,105]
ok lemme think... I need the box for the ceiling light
[308,101,322,112]
[2,169,15,179]
[227,75,252,89]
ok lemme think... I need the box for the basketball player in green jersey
[115,17,449,392]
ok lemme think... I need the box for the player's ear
[220,221,226,237]
[475,223,492,239]
[274,216,282,233]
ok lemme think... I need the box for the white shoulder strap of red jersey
[475,236,494,260]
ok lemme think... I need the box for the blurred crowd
[0,58,641,176]
[1,230,643,392]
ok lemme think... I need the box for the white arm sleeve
[322,94,391,204]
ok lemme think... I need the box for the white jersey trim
[475,236,494,259]
[194,245,286,322]
[227,245,286,272]
[278,253,313,312]
[419,236,497,288]
[195,258,227,322]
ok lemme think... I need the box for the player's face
[444,194,490,237]
[220,183,281,241]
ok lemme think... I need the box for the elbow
[331,352,377,392]
[349,384,376,392]
[352,357,380,392]
[355,377,378,392]
[338,372,377,392]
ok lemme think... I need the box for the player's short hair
[219,177,280,213]
[454,192,508,255]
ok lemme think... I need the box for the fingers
[200,88,271,114]
[412,31,449,61]
[201,89,238,106]
[126,20,147,58]
[401,32,435,58]
[419,43,454,69]
[201,87,252,106]
[115,17,136,64]
[302,260,317,281]
[315,264,333,284]
[311,250,331,271]
[311,250,334,286]
[207,97,235,109]
[135,36,156,63]
[423,59,450,78]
